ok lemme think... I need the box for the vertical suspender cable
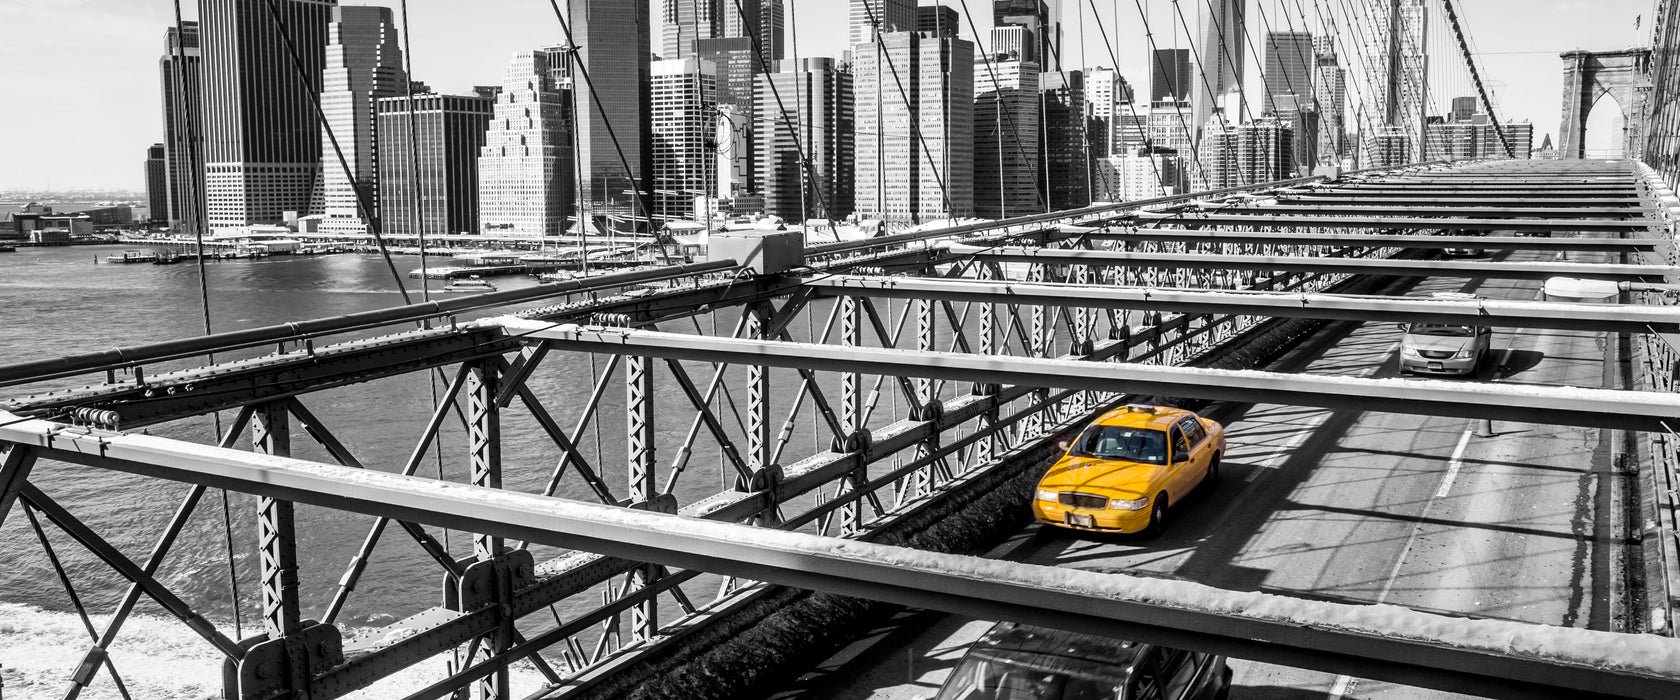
[1441,0,1513,157]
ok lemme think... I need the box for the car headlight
[1035,488,1058,502]
[1109,496,1149,511]
[1402,346,1422,358]
[1454,346,1476,359]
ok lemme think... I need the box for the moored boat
[441,275,498,293]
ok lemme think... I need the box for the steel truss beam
[0,415,1673,700]
[1277,196,1645,207]
[1132,212,1657,232]
[1069,229,1664,252]
[802,276,1680,334]
[942,245,1674,282]
[0,260,741,389]
[500,321,1680,432]
[1224,204,1644,218]
[5,328,510,428]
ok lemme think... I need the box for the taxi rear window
[1069,426,1168,465]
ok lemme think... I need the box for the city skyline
[0,0,1652,192]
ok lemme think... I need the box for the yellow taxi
[1033,404,1226,535]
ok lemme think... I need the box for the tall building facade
[1041,71,1089,211]
[850,0,916,51]
[200,0,336,232]
[854,30,973,222]
[756,57,854,221]
[974,57,1040,219]
[478,48,572,236]
[146,144,168,223]
[918,5,960,37]
[318,5,408,233]
[159,21,203,233]
[569,0,654,227]
[1366,0,1427,165]
[377,93,493,236]
[994,0,1060,71]
[1236,119,1294,184]
[1262,31,1313,114]
[650,58,718,221]
[1151,48,1191,104]
[1084,67,1129,159]
[1313,39,1347,161]
[1150,48,1194,154]
[1195,0,1246,140]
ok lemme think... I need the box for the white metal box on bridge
[708,227,805,275]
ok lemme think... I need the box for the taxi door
[1167,424,1194,501]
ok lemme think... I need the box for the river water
[0,244,866,696]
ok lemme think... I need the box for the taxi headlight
[1035,488,1058,503]
[1109,496,1150,511]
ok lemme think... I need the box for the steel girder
[0,260,741,389]
[1132,212,1658,232]
[1230,204,1646,218]
[0,413,1674,700]
[1069,228,1665,252]
[1275,196,1645,206]
[501,321,1680,432]
[1,328,511,429]
[801,275,1680,334]
[941,245,1675,281]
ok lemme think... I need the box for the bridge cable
[959,0,1052,215]
[543,0,664,245]
[256,0,413,303]
[1441,0,1514,158]
[1152,0,1240,186]
[726,0,838,225]
[1129,0,1207,188]
[398,0,431,303]
[857,0,957,221]
[1084,0,1168,199]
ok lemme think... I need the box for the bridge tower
[1559,48,1652,159]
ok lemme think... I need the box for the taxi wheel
[1205,453,1222,488]
[1142,493,1168,538]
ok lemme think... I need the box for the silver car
[932,622,1232,700]
[1399,322,1491,375]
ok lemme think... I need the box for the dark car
[931,621,1231,700]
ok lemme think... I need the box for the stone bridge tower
[1559,48,1652,159]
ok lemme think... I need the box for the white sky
[0,0,1657,191]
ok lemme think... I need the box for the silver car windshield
[1411,324,1476,337]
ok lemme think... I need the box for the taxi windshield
[1069,426,1168,465]
[1410,323,1476,337]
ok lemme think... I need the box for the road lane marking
[1433,428,1474,500]
[1332,425,1475,699]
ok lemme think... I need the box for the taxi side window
[1170,426,1189,457]
[1179,418,1205,447]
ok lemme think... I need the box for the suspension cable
[1441,0,1514,157]
[256,0,412,303]
[727,0,837,224]
[858,0,956,221]
[1085,0,1167,197]
[1131,0,1206,187]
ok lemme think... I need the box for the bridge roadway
[784,245,1632,699]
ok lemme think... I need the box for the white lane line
[1327,674,1355,700]
[1332,424,1474,699]
[1433,428,1474,500]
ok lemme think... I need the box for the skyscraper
[918,5,960,38]
[146,144,168,224]
[850,0,916,51]
[200,0,336,233]
[756,57,854,221]
[1195,0,1246,139]
[854,30,973,222]
[994,0,1060,71]
[974,53,1040,219]
[1366,0,1427,166]
[1150,48,1191,104]
[1263,31,1313,115]
[756,0,785,68]
[1041,71,1088,211]
[1084,67,1129,159]
[1451,96,1479,122]
[662,0,721,60]
[1236,118,1294,183]
[318,5,408,234]
[377,93,493,236]
[1313,39,1347,160]
[159,21,203,233]
[477,48,572,236]
[568,0,654,228]
[650,58,718,221]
